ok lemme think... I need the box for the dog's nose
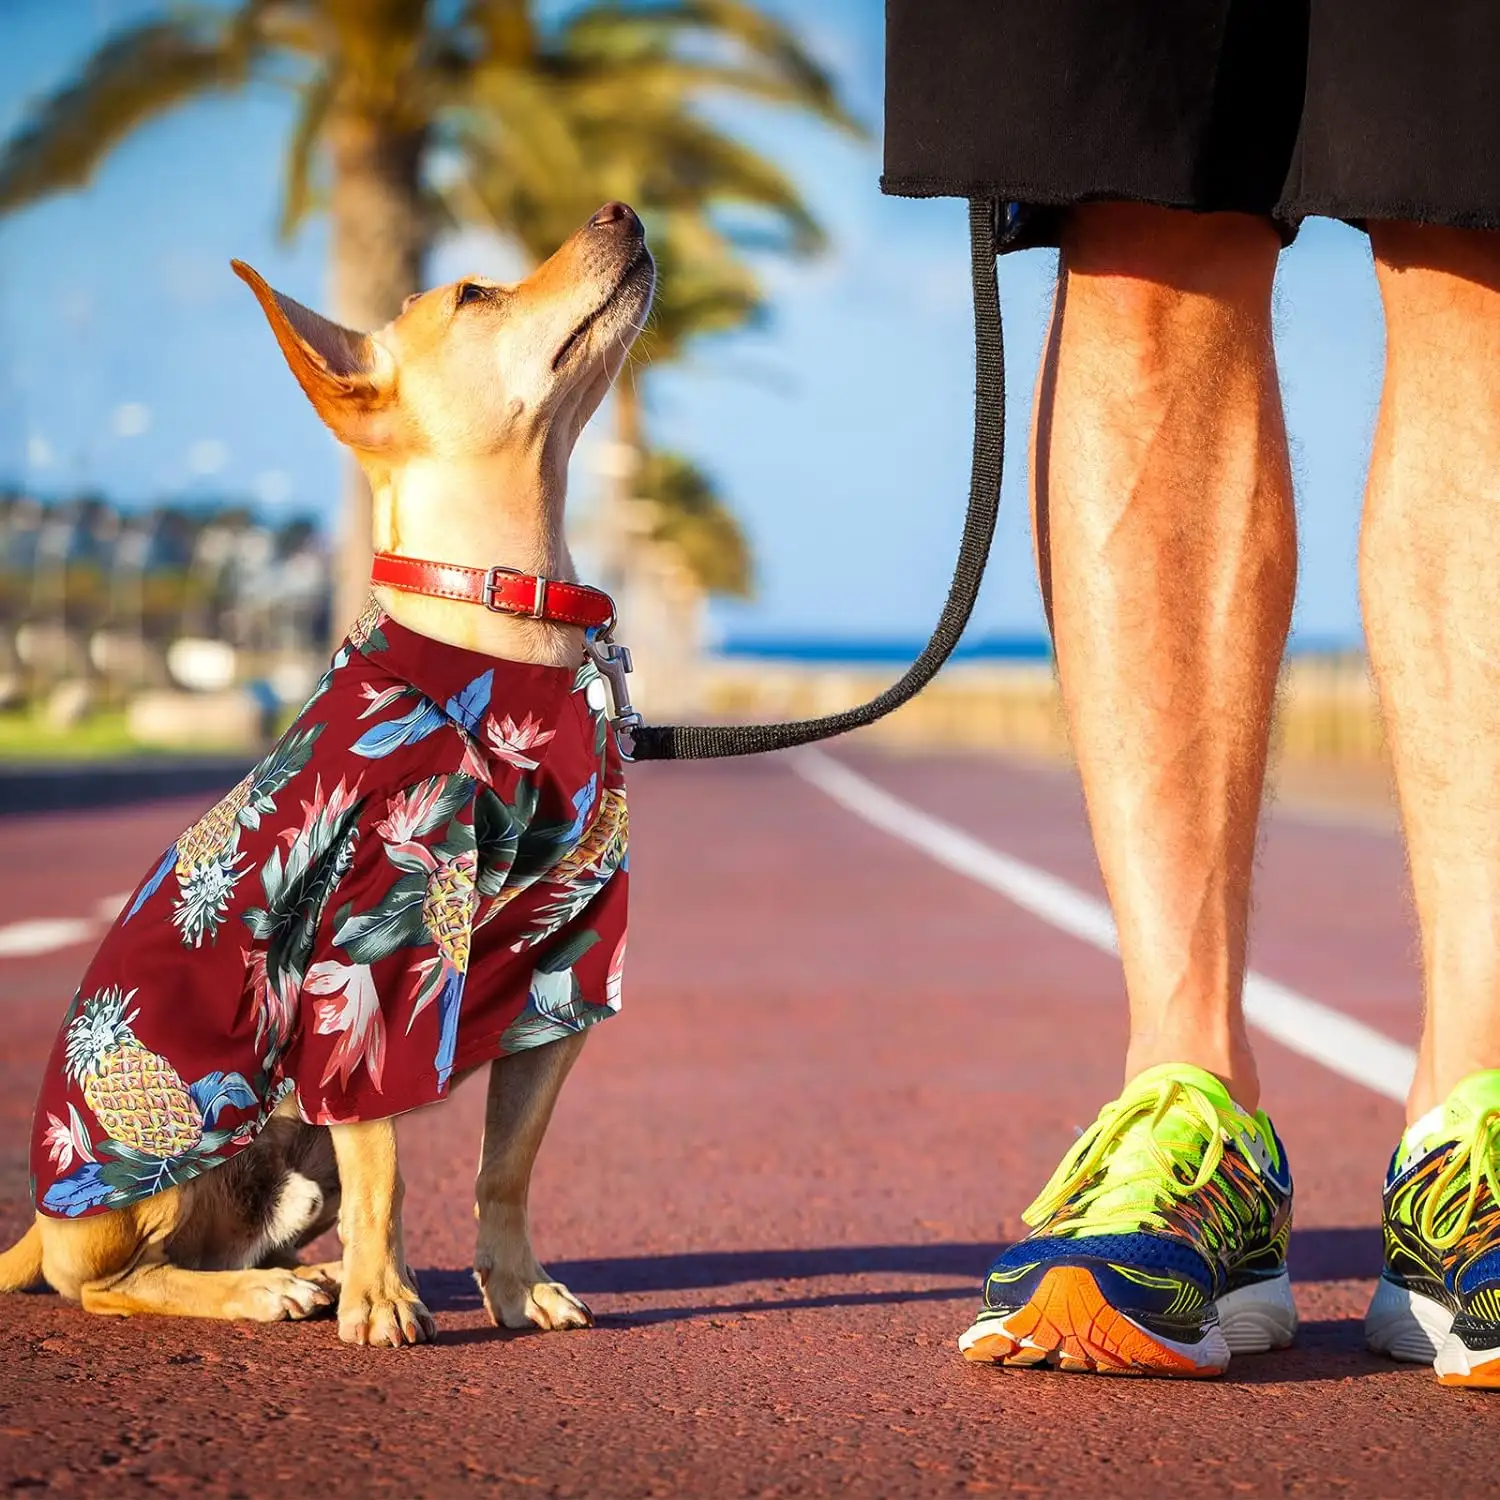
[589,201,638,229]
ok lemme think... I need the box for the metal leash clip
[584,631,643,756]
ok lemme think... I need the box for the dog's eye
[455,282,489,308]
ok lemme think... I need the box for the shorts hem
[882,175,1500,246]
[1276,199,1500,236]
[881,173,1282,215]
[881,176,1295,252]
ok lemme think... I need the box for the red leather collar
[370,551,617,630]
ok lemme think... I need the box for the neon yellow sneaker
[959,1063,1296,1377]
[1366,1069,1500,1388]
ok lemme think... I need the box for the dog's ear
[232,260,397,450]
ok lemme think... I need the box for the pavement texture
[0,748,1494,1499]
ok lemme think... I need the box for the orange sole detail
[1438,1357,1500,1389]
[961,1266,1224,1378]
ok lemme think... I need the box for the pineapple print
[348,595,384,650]
[480,786,627,926]
[172,772,255,948]
[176,769,255,873]
[63,987,204,1158]
[551,787,628,887]
[423,851,478,972]
[171,727,322,947]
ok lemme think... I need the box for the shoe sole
[1435,1337,1500,1388]
[1364,1277,1500,1387]
[956,1267,1295,1378]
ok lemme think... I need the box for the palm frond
[606,107,824,251]
[635,449,753,598]
[447,64,598,258]
[278,68,339,240]
[560,0,865,136]
[0,13,264,211]
[454,0,536,69]
[631,209,766,363]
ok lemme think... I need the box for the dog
[0,202,654,1348]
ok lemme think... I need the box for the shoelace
[1022,1078,1265,1239]
[1421,1105,1500,1251]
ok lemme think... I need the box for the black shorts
[882,1,1500,251]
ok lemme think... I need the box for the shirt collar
[347,598,578,736]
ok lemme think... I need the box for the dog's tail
[0,1222,44,1292]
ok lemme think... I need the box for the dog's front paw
[338,1270,436,1348]
[478,1269,593,1331]
[292,1259,343,1294]
[230,1268,336,1322]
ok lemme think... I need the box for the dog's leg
[328,1117,435,1347]
[0,1223,43,1291]
[473,1032,592,1331]
[80,1257,334,1322]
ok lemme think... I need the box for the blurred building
[0,487,331,726]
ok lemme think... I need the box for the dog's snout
[589,201,638,230]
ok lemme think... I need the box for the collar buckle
[482,565,548,618]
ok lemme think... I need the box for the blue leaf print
[564,775,598,841]
[188,1070,259,1127]
[433,969,466,1092]
[42,1162,117,1217]
[445,670,493,735]
[351,701,445,759]
[124,844,177,923]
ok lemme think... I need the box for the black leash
[622,198,1004,762]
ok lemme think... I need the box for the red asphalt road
[0,749,1495,1498]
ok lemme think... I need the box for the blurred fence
[0,488,330,725]
[697,653,1388,769]
[0,487,1386,768]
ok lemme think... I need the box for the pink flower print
[375,778,446,847]
[358,682,409,719]
[43,1104,96,1172]
[307,960,387,1091]
[483,712,556,771]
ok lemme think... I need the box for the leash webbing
[624,197,1005,762]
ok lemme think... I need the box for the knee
[1060,204,1280,351]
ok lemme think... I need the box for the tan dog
[0,202,654,1347]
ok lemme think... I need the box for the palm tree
[461,15,847,605]
[632,448,751,597]
[0,0,855,633]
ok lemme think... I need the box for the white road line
[95,892,132,920]
[0,917,99,959]
[796,749,1416,1105]
[0,893,132,960]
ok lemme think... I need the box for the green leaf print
[334,877,428,965]
[535,928,600,974]
[473,785,520,896]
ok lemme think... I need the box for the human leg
[1361,221,1500,1387]
[1039,202,1295,1108]
[963,204,1298,1377]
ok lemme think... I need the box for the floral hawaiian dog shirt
[31,599,628,1218]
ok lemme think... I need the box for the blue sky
[0,0,1386,647]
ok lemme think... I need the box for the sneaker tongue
[1396,1104,1446,1175]
[1126,1062,1238,1115]
[1442,1070,1500,1137]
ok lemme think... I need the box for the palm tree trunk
[605,381,699,717]
[326,113,427,642]
[603,381,646,591]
